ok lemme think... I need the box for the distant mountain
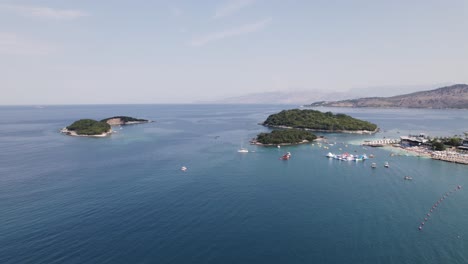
[203,90,384,105]
[202,84,449,105]
[307,84,468,109]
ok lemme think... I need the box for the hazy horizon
[1,1,468,105]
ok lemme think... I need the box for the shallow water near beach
[1,105,468,264]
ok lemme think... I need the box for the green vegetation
[101,116,148,123]
[263,109,377,131]
[66,119,111,135]
[441,137,463,147]
[256,129,317,145]
[431,141,446,151]
[427,136,463,150]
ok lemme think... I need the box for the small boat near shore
[280,152,291,160]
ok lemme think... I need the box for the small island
[61,116,150,137]
[262,109,378,134]
[101,116,151,126]
[252,129,317,146]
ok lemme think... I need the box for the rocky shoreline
[60,128,113,137]
[250,137,326,147]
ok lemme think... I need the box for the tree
[432,141,446,151]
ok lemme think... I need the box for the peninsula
[61,116,150,137]
[262,109,378,134]
[307,84,468,109]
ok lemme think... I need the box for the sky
[1,0,468,105]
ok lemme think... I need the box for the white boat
[181,166,187,171]
[326,152,335,158]
[404,176,412,180]
[371,163,377,168]
[384,162,389,168]
[238,141,249,153]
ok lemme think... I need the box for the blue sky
[1,0,468,104]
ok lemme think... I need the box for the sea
[0,104,467,264]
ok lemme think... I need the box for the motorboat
[280,152,291,160]
[404,176,413,180]
[181,166,187,171]
[237,148,249,153]
[384,162,389,168]
[371,163,377,168]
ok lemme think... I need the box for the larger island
[61,116,150,137]
[262,109,377,134]
[252,109,378,146]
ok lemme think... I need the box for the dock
[431,151,468,165]
[362,139,400,147]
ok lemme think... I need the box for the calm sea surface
[0,105,467,264]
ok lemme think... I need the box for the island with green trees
[101,116,150,126]
[61,116,150,137]
[252,129,318,146]
[262,109,378,134]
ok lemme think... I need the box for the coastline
[60,128,113,137]
[382,144,468,165]
[250,139,311,147]
[250,137,326,147]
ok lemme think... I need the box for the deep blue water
[0,105,467,264]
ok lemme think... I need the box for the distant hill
[201,84,450,105]
[307,84,468,109]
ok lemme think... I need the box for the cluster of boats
[326,152,368,161]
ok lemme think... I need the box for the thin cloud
[214,0,255,19]
[0,4,89,20]
[170,6,183,17]
[0,32,54,55]
[190,17,272,47]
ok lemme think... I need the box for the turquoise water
[0,105,467,264]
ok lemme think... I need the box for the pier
[362,139,400,147]
[431,151,468,165]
